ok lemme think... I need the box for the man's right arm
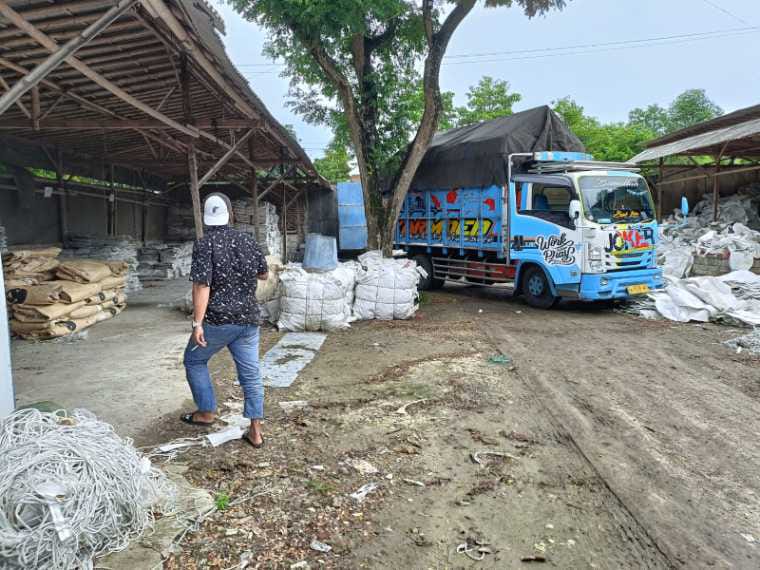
[189,238,213,347]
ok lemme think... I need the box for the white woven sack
[277,264,356,331]
[353,252,421,321]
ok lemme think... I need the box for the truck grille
[605,250,654,272]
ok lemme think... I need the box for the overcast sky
[211,0,759,159]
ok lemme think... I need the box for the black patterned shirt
[190,226,268,326]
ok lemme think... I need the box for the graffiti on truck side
[604,227,654,255]
[512,233,576,266]
[398,218,496,242]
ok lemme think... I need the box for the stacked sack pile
[3,247,127,339]
[63,234,142,293]
[232,199,282,258]
[137,241,193,282]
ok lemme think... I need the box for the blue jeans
[183,324,264,419]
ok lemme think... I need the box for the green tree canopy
[229,0,569,251]
[314,138,352,184]
[628,89,723,137]
[552,97,655,162]
[455,76,522,126]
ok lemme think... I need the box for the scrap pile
[3,247,127,339]
[634,184,760,326]
[62,235,142,293]
[167,204,197,241]
[232,199,282,258]
[0,408,175,570]
[137,241,193,281]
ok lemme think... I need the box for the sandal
[180,412,215,427]
[243,432,265,449]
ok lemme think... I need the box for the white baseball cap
[203,194,229,226]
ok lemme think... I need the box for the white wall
[0,268,14,416]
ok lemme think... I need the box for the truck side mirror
[680,196,689,217]
[569,199,581,225]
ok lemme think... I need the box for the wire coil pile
[0,408,176,569]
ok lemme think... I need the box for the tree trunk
[376,0,476,256]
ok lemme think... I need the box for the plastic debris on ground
[629,271,760,326]
[262,333,326,388]
[349,482,379,503]
[724,328,760,354]
[627,183,760,326]
[352,251,424,321]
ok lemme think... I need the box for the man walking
[181,192,268,448]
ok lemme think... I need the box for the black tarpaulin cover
[411,105,585,190]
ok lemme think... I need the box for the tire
[521,266,558,309]
[414,255,444,291]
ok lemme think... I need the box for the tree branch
[422,0,434,47]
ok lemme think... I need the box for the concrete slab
[10,279,193,440]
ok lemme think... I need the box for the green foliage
[627,104,670,137]
[666,89,723,133]
[455,76,522,127]
[628,89,723,137]
[228,0,569,248]
[214,491,231,511]
[314,138,352,183]
[552,97,655,162]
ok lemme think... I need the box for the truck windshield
[579,175,655,224]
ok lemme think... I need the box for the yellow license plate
[627,284,650,295]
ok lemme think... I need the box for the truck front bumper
[579,268,663,301]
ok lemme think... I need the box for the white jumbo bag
[277,263,356,331]
[353,251,422,321]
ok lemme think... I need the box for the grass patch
[215,491,231,511]
[306,478,335,495]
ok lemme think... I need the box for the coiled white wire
[0,408,176,570]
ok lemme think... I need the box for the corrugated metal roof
[631,116,760,163]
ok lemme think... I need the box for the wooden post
[713,158,721,222]
[282,182,287,261]
[657,157,664,222]
[248,137,259,242]
[140,171,148,243]
[108,163,117,236]
[30,87,40,130]
[188,147,203,239]
[55,149,68,243]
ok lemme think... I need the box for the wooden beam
[0,118,261,129]
[657,157,664,223]
[0,3,198,137]
[39,93,64,121]
[0,75,31,118]
[257,167,295,202]
[0,0,140,116]
[198,129,255,188]
[188,146,203,239]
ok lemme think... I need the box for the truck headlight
[589,247,604,261]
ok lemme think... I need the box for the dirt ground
[141,285,759,570]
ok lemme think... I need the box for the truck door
[509,175,583,291]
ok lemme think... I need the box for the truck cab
[396,152,664,307]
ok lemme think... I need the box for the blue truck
[339,106,664,308]
[395,150,663,307]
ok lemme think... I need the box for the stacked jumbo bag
[3,248,127,339]
[274,249,423,332]
[353,251,424,320]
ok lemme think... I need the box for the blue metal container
[302,233,338,272]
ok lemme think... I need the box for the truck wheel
[414,255,444,291]
[521,266,558,309]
